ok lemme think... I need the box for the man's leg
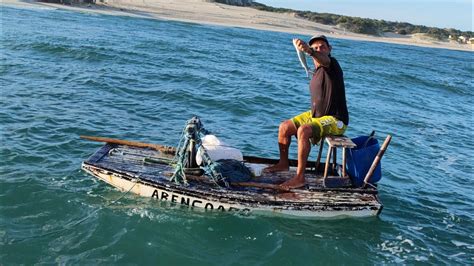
[264,120,297,172]
[280,124,313,189]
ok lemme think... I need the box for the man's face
[311,40,331,56]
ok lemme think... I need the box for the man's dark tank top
[309,57,349,125]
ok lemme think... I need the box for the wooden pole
[80,135,176,154]
[363,135,392,185]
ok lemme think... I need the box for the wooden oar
[80,135,176,154]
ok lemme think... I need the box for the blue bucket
[346,136,382,187]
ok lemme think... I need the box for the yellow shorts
[291,110,347,144]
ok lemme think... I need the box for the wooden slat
[231,182,290,192]
[325,135,356,148]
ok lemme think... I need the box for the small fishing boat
[81,117,390,218]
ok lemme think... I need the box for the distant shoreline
[3,0,473,52]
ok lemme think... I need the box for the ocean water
[1,4,473,264]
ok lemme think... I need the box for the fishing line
[9,180,138,244]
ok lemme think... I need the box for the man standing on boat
[265,35,349,189]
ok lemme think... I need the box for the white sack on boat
[196,135,243,165]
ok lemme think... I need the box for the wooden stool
[315,135,356,179]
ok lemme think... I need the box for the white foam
[414,255,429,261]
[451,240,474,249]
[401,239,415,247]
[448,252,466,258]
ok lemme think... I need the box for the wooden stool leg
[332,147,337,172]
[342,147,347,177]
[315,137,325,173]
[323,146,332,178]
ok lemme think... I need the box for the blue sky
[257,0,473,31]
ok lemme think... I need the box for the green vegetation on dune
[212,0,473,41]
[290,9,472,41]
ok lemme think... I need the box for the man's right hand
[293,38,313,56]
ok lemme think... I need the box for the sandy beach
[3,0,473,52]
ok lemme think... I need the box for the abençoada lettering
[151,189,247,212]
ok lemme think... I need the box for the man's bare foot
[279,176,306,189]
[263,163,289,173]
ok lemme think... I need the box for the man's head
[308,35,331,56]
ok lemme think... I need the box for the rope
[171,135,191,185]
[170,116,228,187]
[9,180,138,244]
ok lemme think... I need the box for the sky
[256,0,473,32]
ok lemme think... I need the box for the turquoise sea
[1,4,473,264]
